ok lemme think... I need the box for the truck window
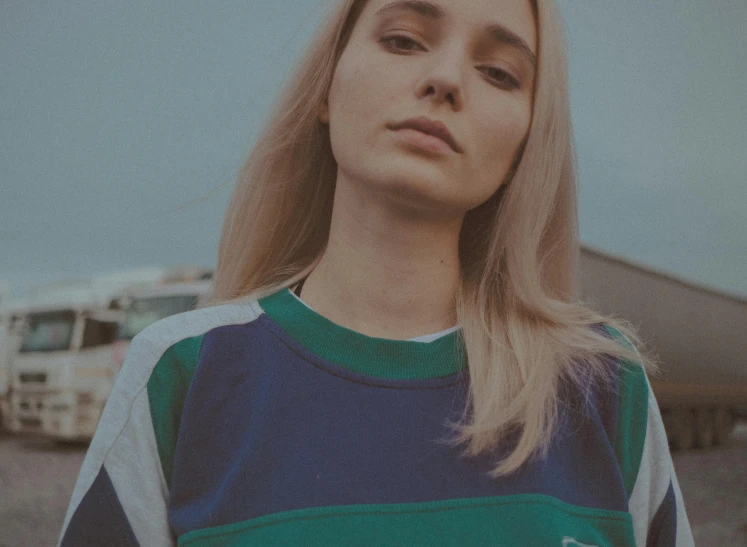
[81,319,118,348]
[118,295,199,340]
[19,311,76,353]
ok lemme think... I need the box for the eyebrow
[374,0,537,70]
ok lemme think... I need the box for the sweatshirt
[59,287,694,546]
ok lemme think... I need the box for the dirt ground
[1,423,746,547]
[671,421,747,545]
[0,436,87,547]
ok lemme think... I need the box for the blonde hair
[214,0,655,477]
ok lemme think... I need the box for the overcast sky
[2,0,745,299]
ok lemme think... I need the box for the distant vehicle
[0,316,8,431]
[7,293,122,441]
[0,311,23,432]
[580,246,747,450]
[112,280,213,370]
[2,267,213,441]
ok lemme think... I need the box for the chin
[371,158,446,189]
[383,150,451,180]
[374,171,470,217]
[339,152,476,214]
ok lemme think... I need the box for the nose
[415,50,464,110]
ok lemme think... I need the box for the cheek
[467,97,531,198]
[478,100,531,169]
[329,53,373,123]
[328,46,400,131]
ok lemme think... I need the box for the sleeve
[618,363,695,547]
[57,332,176,547]
[57,301,261,546]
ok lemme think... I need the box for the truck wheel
[671,406,695,451]
[694,406,715,449]
[713,406,735,446]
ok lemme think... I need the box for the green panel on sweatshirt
[602,325,649,498]
[146,334,204,489]
[178,494,635,547]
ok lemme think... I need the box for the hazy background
[2,0,745,299]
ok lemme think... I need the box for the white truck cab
[8,294,122,440]
[0,312,21,432]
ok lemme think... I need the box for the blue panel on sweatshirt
[61,465,140,547]
[168,315,628,538]
[647,480,677,547]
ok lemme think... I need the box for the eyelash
[379,34,520,90]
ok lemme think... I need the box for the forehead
[359,0,537,51]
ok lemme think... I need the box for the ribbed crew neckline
[288,288,461,342]
[257,288,465,380]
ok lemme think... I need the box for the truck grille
[19,372,47,384]
[19,417,42,429]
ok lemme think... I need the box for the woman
[60,0,694,545]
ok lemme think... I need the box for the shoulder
[597,324,650,450]
[589,322,649,420]
[114,299,265,488]
[108,299,265,419]
[122,298,264,385]
[132,297,264,353]
[111,297,265,427]
[571,323,650,495]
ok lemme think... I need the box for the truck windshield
[20,311,76,353]
[118,295,199,340]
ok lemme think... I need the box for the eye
[479,66,520,90]
[379,34,425,53]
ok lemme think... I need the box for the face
[320,0,537,217]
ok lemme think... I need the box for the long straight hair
[213,0,655,476]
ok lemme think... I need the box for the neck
[300,176,463,340]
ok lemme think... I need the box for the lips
[387,117,462,153]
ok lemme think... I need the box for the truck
[0,311,21,432]
[580,246,747,450]
[4,268,213,441]
[7,291,122,441]
[0,282,11,431]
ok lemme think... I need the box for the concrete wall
[580,247,747,385]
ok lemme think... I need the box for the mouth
[387,117,462,154]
